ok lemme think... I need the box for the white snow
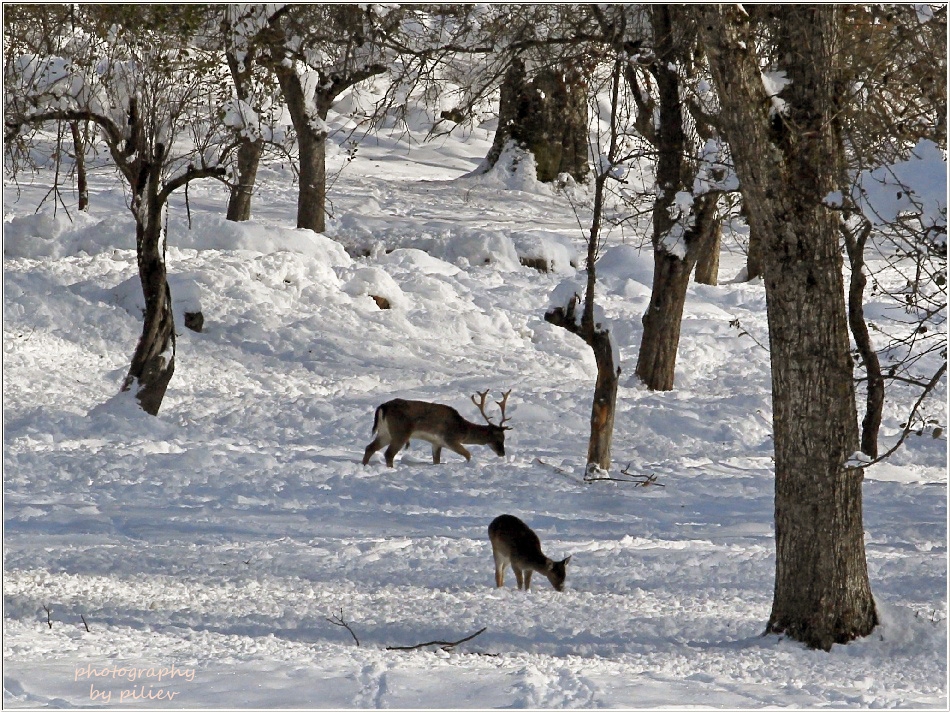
[2,93,946,709]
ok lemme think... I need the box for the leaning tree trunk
[485,57,589,183]
[121,149,176,416]
[698,5,877,651]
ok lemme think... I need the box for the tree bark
[226,137,263,222]
[274,65,327,233]
[485,58,589,183]
[698,5,877,650]
[693,207,721,285]
[842,221,885,458]
[69,121,88,211]
[121,143,176,416]
[634,6,722,391]
[746,222,765,281]
[544,294,619,471]
[224,46,264,223]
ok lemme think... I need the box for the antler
[471,390,494,424]
[495,389,512,428]
[471,389,512,428]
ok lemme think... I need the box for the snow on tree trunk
[485,58,589,183]
[698,5,877,650]
[635,6,721,391]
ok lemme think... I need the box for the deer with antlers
[362,390,511,468]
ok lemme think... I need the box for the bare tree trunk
[544,58,623,471]
[842,220,885,458]
[226,137,263,222]
[544,295,619,471]
[693,208,721,285]
[69,121,88,211]
[698,5,877,650]
[274,66,327,233]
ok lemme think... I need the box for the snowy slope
[3,111,947,709]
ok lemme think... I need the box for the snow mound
[171,215,353,264]
[443,230,522,271]
[3,209,132,257]
[342,267,409,310]
[510,230,579,273]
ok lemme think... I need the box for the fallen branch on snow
[386,627,487,652]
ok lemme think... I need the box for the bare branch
[325,608,359,647]
[386,627,487,652]
[157,165,228,206]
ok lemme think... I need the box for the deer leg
[384,441,405,468]
[362,437,385,465]
[445,442,472,462]
[523,570,533,591]
[432,445,442,464]
[383,423,411,468]
[493,552,506,587]
[514,566,525,590]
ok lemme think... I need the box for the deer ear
[562,555,572,566]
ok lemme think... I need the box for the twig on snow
[326,608,360,647]
[81,614,91,632]
[585,463,666,487]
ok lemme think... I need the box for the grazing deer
[362,390,511,468]
[488,514,571,591]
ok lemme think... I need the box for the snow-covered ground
[3,106,947,709]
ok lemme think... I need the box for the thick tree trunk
[121,157,176,415]
[636,194,719,389]
[485,58,589,183]
[698,5,877,650]
[226,137,263,222]
[295,124,326,233]
[746,217,765,281]
[224,44,263,223]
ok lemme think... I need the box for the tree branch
[158,165,227,206]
